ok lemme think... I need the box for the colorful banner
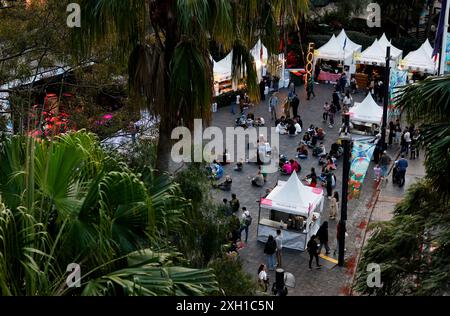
[446,34,450,74]
[348,140,375,200]
[389,69,407,120]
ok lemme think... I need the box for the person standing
[403,129,412,155]
[329,191,339,220]
[307,77,316,100]
[230,194,240,214]
[334,221,347,256]
[323,102,330,122]
[379,151,392,182]
[259,79,266,101]
[240,207,252,243]
[269,93,279,121]
[264,235,277,271]
[222,198,232,217]
[317,221,330,255]
[307,235,322,269]
[291,94,300,118]
[342,91,353,111]
[328,102,336,128]
[332,89,341,112]
[396,154,409,186]
[257,264,269,292]
[275,229,283,268]
[388,121,395,146]
[325,169,334,199]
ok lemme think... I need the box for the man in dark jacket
[291,94,300,118]
[332,89,341,112]
[307,235,321,269]
[317,221,330,255]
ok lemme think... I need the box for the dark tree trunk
[156,124,172,173]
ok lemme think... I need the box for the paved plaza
[209,83,424,296]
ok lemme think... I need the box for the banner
[388,69,408,121]
[446,34,450,74]
[348,140,375,200]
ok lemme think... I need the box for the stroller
[392,163,405,187]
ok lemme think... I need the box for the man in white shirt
[275,229,283,268]
[269,93,279,121]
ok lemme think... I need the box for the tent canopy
[358,34,403,66]
[316,34,354,62]
[261,173,324,217]
[336,29,362,54]
[422,39,434,57]
[212,52,233,82]
[349,93,383,125]
[401,42,437,74]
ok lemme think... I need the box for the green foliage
[209,256,257,296]
[0,131,218,296]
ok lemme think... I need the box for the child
[323,102,330,122]
[373,165,382,182]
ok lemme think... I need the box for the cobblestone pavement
[209,83,390,296]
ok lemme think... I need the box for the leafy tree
[0,131,218,295]
[354,76,450,296]
[74,0,310,172]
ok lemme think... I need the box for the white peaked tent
[251,39,269,82]
[358,34,403,66]
[349,93,383,125]
[317,35,352,63]
[422,39,434,57]
[336,29,362,56]
[378,33,403,60]
[261,173,324,217]
[212,52,233,82]
[401,41,437,74]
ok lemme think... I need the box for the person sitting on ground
[251,170,265,187]
[255,117,265,127]
[297,144,309,159]
[209,160,224,180]
[316,127,326,140]
[236,114,247,128]
[276,121,288,135]
[294,119,302,134]
[302,133,312,147]
[324,156,337,171]
[307,125,315,137]
[329,142,343,158]
[215,175,233,191]
[313,142,327,157]
[279,154,288,169]
[287,120,297,137]
[234,160,244,171]
[290,159,301,173]
[281,161,293,175]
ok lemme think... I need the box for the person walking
[342,91,353,111]
[275,229,283,268]
[307,77,316,100]
[257,264,269,292]
[329,191,339,220]
[317,221,330,255]
[264,235,277,271]
[328,102,336,128]
[259,79,266,101]
[269,93,279,121]
[307,235,322,269]
[332,89,341,112]
[240,207,252,243]
[388,121,395,146]
[396,154,409,186]
[325,170,334,199]
[323,102,330,122]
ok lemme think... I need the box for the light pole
[338,113,351,267]
[380,46,391,152]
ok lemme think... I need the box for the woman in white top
[257,264,269,292]
[343,91,353,110]
[276,122,287,135]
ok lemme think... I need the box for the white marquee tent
[357,34,403,67]
[212,52,233,82]
[349,93,383,125]
[260,172,324,216]
[400,40,437,74]
[316,30,362,66]
[336,29,362,58]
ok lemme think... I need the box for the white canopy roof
[317,34,354,62]
[260,173,324,217]
[401,42,437,74]
[358,34,403,66]
[251,39,269,65]
[336,29,362,54]
[212,52,233,82]
[422,39,434,57]
[378,33,403,59]
[349,93,383,125]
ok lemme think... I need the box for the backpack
[245,214,252,227]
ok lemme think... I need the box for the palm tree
[74,0,309,172]
[354,76,450,295]
[0,131,218,295]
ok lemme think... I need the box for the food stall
[257,173,324,251]
[315,30,362,83]
[348,93,383,135]
[399,40,437,75]
[355,34,403,88]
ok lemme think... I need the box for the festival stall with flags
[257,173,324,251]
[314,30,362,83]
[349,93,383,135]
